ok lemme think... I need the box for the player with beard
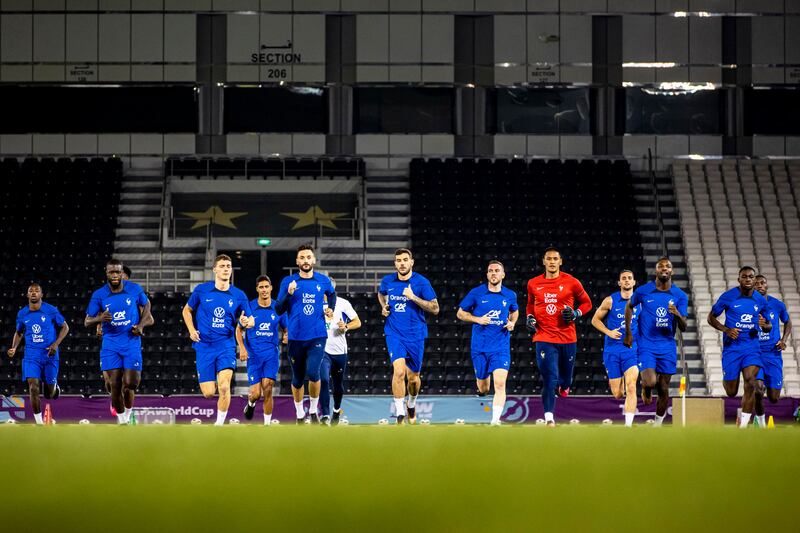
[624,258,688,426]
[86,259,153,424]
[97,265,132,416]
[752,274,792,427]
[7,283,69,425]
[708,267,771,428]
[378,248,438,424]
[275,244,336,424]
[457,261,518,425]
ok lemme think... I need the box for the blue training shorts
[386,335,425,373]
[638,348,677,375]
[100,344,142,372]
[722,349,761,381]
[246,345,280,385]
[603,346,638,380]
[471,350,510,380]
[22,348,59,385]
[194,341,236,383]
[288,338,325,388]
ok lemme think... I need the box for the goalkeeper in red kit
[525,248,592,426]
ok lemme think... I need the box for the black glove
[561,305,581,323]
[525,314,537,334]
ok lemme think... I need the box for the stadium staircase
[631,171,707,394]
[115,169,207,293]
[673,161,800,397]
[318,171,410,293]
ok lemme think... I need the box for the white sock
[309,397,319,416]
[544,412,554,423]
[264,413,272,425]
[756,414,766,427]
[653,413,665,426]
[739,412,751,428]
[117,413,127,424]
[394,398,405,416]
[215,409,228,426]
[407,394,417,408]
[248,399,256,407]
[123,408,132,423]
[33,412,43,425]
[625,412,634,427]
[294,401,305,418]
[491,405,502,424]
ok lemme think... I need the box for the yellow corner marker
[767,415,775,429]
[678,375,686,397]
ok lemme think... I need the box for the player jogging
[707,266,771,428]
[591,270,640,427]
[85,259,152,424]
[625,258,688,426]
[236,275,286,425]
[319,279,362,425]
[182,254,254,426]
[7,283,69,425]
[457,260,518,426]
[378,248,439,425]
[752,274,792,427]
[275,244,336,424]
[525,247,592,427]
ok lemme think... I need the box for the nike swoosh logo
[536,287,544,291]
[205,299,213,302]
[734,305,741,308]
[646,300,654,303]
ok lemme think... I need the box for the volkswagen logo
[546,304,557,315]
[213,307,226,318]
[31,324,41,334]
[303,304,314,315]
[656,307,667,318]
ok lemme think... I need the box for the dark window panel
[223,86,328,133]
[354,87,455,134]
[744,88,800,136]
[491,88,591,135]
[624,87,722,135]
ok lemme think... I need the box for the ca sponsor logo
[31,324,42,334]
[394,303,407,312]
[740,314,753,323]
[259,322,271,331]
[213,307,225,318]
[113,311,126,320]
[485,310,502,320]
[546,304,557,315]
[303,304,314,315]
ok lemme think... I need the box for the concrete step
[118,215,161,224]
[119,204,161,213]
[121,192,162,201]
[367,192,410,201]
[122,181,163,191]
[116,227,159,237]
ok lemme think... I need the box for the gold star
[281,206,348,230]
[181,206,248,230]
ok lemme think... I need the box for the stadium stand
[404,157,648,395]
[674,160,800,397]
[0,157,122,396]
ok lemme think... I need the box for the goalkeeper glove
[561,305,582,323]
[525,314,537,334]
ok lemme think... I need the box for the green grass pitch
[2,424,798,532]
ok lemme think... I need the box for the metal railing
[132,267,194,293]
[165,157,364,180]
[282,267,395,293]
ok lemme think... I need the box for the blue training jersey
[629,281,689,352]
[459,284,518,353]
[711,287,769,353]
[379,271,437,340]
[187,281,252,345]
[244,299,287,355]
[275,272,336,341]
[758,296,790,354]
[604,291,640,351]
[86,281,149,351]
[16,302,65,354]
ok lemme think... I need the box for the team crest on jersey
[228,299,234,307]
[316,284,321,292]
[40,316,46,322]
[502,300,507,307]
[559,285,564,292]
[126,298,131,306]
[271,314,275,320]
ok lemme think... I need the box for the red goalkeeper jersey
[526,272,593,344]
